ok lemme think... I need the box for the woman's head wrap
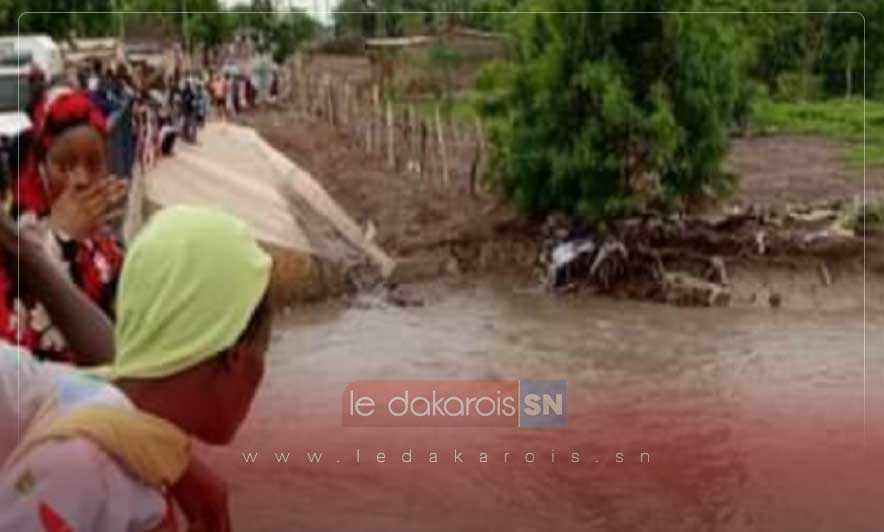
[91,205,272,380]
[36,89,107,160]
[17,88,107,215]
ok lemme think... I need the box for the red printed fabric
[38,502,73,532]
[1,87,123,363]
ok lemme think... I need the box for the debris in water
[543,236,628,291]
[387,286,426,308]
[547,238,597,288]
[755,231,767,255]
[364,220,377,242]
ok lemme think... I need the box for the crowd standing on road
[2,53,283,365]
[0,47,284,531]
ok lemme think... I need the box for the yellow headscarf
[96,205,272,380]
[8,206,271,490]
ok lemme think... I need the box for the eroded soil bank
[240,107,883,310]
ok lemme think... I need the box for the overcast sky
[219,0,341,25]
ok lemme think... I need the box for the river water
[204,275,883,532]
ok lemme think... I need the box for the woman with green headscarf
[0,205,273,532]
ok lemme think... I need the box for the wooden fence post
[386,99,395,168]
[372,85,381,156]
[306,74,313,116]
[365,114,373,153]
[327,85,335,127]
[470,115,486,196]
[344,83,353,128]
[406,104,416,173]
[364,91,373,153]
[435,105,450,186]
[420,119,428,178]
[292,55,302,109]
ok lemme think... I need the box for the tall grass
[751,98,884,169]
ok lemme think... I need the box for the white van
[0,35,62,136]
[0,35,63,81]
[0,35,62,186]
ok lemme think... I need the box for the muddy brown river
[202,276,883,532]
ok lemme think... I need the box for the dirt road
[727,135,884,209]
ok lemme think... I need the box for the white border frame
[13,8,868,448]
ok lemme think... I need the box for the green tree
[229,0,275,36]
[268,10,316,63]
[427,38,460,101]
[185,0,234,50]
[332,0,376,38]
[839,36,861,98]
[332,0,513,38]
[3,0,114,40]
[740,3,806,96]
[477,1,743,221]
[122,0,187,42]
[460,0,522,32]
[820,4,879,98]
[860,1,884,98]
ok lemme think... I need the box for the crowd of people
[208,68,282,121]
[82,59,284,168]
[3,54,286,364]
[0,53,283,531]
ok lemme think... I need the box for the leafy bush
[476,2,743,222]
[734,80,768,134]
[776,72,824,101]
[843,200,884,236]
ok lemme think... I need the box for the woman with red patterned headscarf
[2,87,127,363]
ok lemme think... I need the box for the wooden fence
[287,60,487,196]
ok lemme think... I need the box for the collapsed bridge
[124,122,395,306]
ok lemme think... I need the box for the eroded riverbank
[239,108,882,311]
